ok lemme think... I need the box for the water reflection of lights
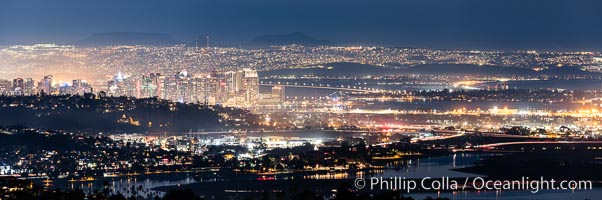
[60,174,198,199]
[303,173,348,180]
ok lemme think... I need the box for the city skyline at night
[1,1,602,200]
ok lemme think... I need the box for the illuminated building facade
[271,85,285,102]
[37,75,53,95]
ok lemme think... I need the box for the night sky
[1,0,602,50]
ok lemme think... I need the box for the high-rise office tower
[192,74,210,104]
[240,68,259,105]
[69,79,91,95]
[24,78,35,95]
[210,71,228,104]
[107,72,134,97]
[175,69,192,103]
[140,73,160,98]
[272,85,285,102]
[0,80,11,95]
[12,78,24,95]
[37,75,53,95]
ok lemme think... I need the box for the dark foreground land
[0,94,259,133]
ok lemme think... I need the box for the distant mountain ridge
[71,32,183,46]
[244,32,332,48]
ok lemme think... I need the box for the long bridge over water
[477,140,602,149]
[260,83,384,93]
